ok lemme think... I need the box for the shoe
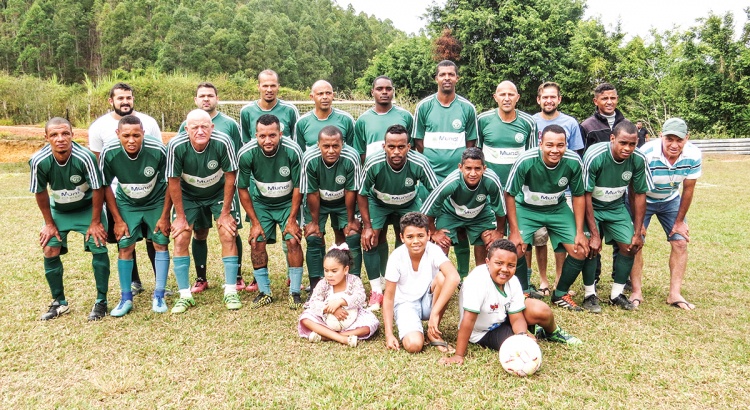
[171,297,196,314]
[236,279,246,292]
[288,293,303,310]
[223,293,242,310]
[164,288,175,297]
[534,325,548,340]
[552,294,583,312]
[191,279,208,293]
[87,301,108,321]
[41,300,69,321]
[548,326,583,345]
[110,300,133,317]
[367,291,383,311]
[347,335,358,347]
[610,294,635,310]
[246,280,258,292]
[251,293,273,309]
[304,285,311,293]
[152,296,168,313]
[131,282,144,296]
[524,289,544,300]
[582,294,602,314]
[308,332,322,343]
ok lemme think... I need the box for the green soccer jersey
[477,109,538,185]
[421,168,506,221]
[29,142,103,213]
[359,150,439,209]
[166,132,237,201]
[178,112,241,152]
[239,99,300,144]
[413,93,478,180]
[583,142,650,211]
[237,136,302,208]
[295,108,355,152]
[505,148,584,211]
[301,145,360,208]
[99,135,168,209]
[353,106,414,159]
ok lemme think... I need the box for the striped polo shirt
[640,139,702,203]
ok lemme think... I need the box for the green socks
[192,238,208,281]
[44,255,65,303]
[554,256,585,297]
[345,234,362,277]
[92,252,110,303]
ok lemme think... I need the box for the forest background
[0,0,748,137]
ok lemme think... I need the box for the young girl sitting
[298,244,379,347]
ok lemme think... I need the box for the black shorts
[476,320,515,351]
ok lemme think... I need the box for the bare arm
[383,280,399,350]
[504,191,525,255]
[282,187,303,241]
[584,192,600,257]
[671,179,696,241]
[168,177,189,238]
[216,171,237,237]
[104,186,128,242]
[571,194,590,256]
[35,191,60,248]
[358,193,374,251]
[439,311,478,365]
[238,187,265,245]
[86,188,107,247]
[303,192,322,238]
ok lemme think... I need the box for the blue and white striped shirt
[640,139,702,203]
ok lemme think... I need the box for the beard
[113,104,133,117]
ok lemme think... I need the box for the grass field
[1,154,749,409]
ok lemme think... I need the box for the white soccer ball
[498,334,543,377]
[324,308,358,331]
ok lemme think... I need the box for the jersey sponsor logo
[182,170,223,189]
[449,198,485,219]
[476,194,487,202]
[319,188,345,201]
[592,186,627,202]
[120,176,158,199]
[51,182,90,204]
[483,145,522,165]
[423,132,465,150]
[255,180,293,198]
[514,133,525,143]
[622,171,632,181]
[558,177,568,187]
[404,178,414,187]
[335,175,346,185]
[70,175,82,184]
[279,166,290,177]
[144,167,155,177]
[373,188,417,205]
[522,185,564,206]
[207,160,219,170]
[452,119,463,130]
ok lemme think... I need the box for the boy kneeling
[441,239,581,365]
[383,212,460,353]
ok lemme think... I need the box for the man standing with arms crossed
[413,60,477,280]
[89,82,161,295]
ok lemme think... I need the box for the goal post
[218,100,373,122]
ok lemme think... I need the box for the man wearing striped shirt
[629,118,701,311]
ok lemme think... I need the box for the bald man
[166,109,242,312]
[294,80,355,152]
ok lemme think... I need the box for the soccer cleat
[524,289,544,300]
[235,279,246,292]
[164,288,176,297]
[245,280,259,292]
[191,279,208,293]
[40,300,69,321]
[552,294,583,312]
[152,296,168,313]
[171,297,196,314]
[87,301,108,321]
[582,294,602,314]
[110,300,133,317]
[610,294,635,310]
[223,293,242,310]
[534,325,547,340]
[548,326,583,345]
[131,281,144,296]
[288,293,304,310]
[366,291,384,312]
[250,293,273,309]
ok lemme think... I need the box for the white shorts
[394,288,433,340]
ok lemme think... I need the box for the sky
[337,0,746,38]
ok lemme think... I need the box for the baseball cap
[661,118,688,139]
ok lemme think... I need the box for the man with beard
[88,82,161,296]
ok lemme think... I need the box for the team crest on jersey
[70,175,82,184]
[207,160,219,170]
[558,177,568,187]
[144,167,155,177]
[280,123,285,132]
[279,166,290,177]
[335,175,346,184]
[622,171,632,181]
[476,194,487,202]
[514,133,525,143]
[404,178,414,187]
[452,119,463,130]
[490,303,499,311]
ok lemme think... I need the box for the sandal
[538,287,551,297]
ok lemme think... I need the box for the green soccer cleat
[171,297,195,314]
[548,326,583,345]
[223,293,242,310]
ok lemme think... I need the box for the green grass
[1,155,749,408]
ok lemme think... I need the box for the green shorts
[250,203,300,244]
[192,191,243,230]
[47,206,109,254]
[118,203,170,248]
[517,203,576,250]
[435,210,497,246]
[303,202,352,233]
[178,193,242,231]
[368,201,419,231]
[592,205,634,245]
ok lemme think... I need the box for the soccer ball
[324,307,358,331]
[498,334,543,377]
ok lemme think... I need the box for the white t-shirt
[384,242,449,305]
[461,264,526,343]
[88,111,162,153]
